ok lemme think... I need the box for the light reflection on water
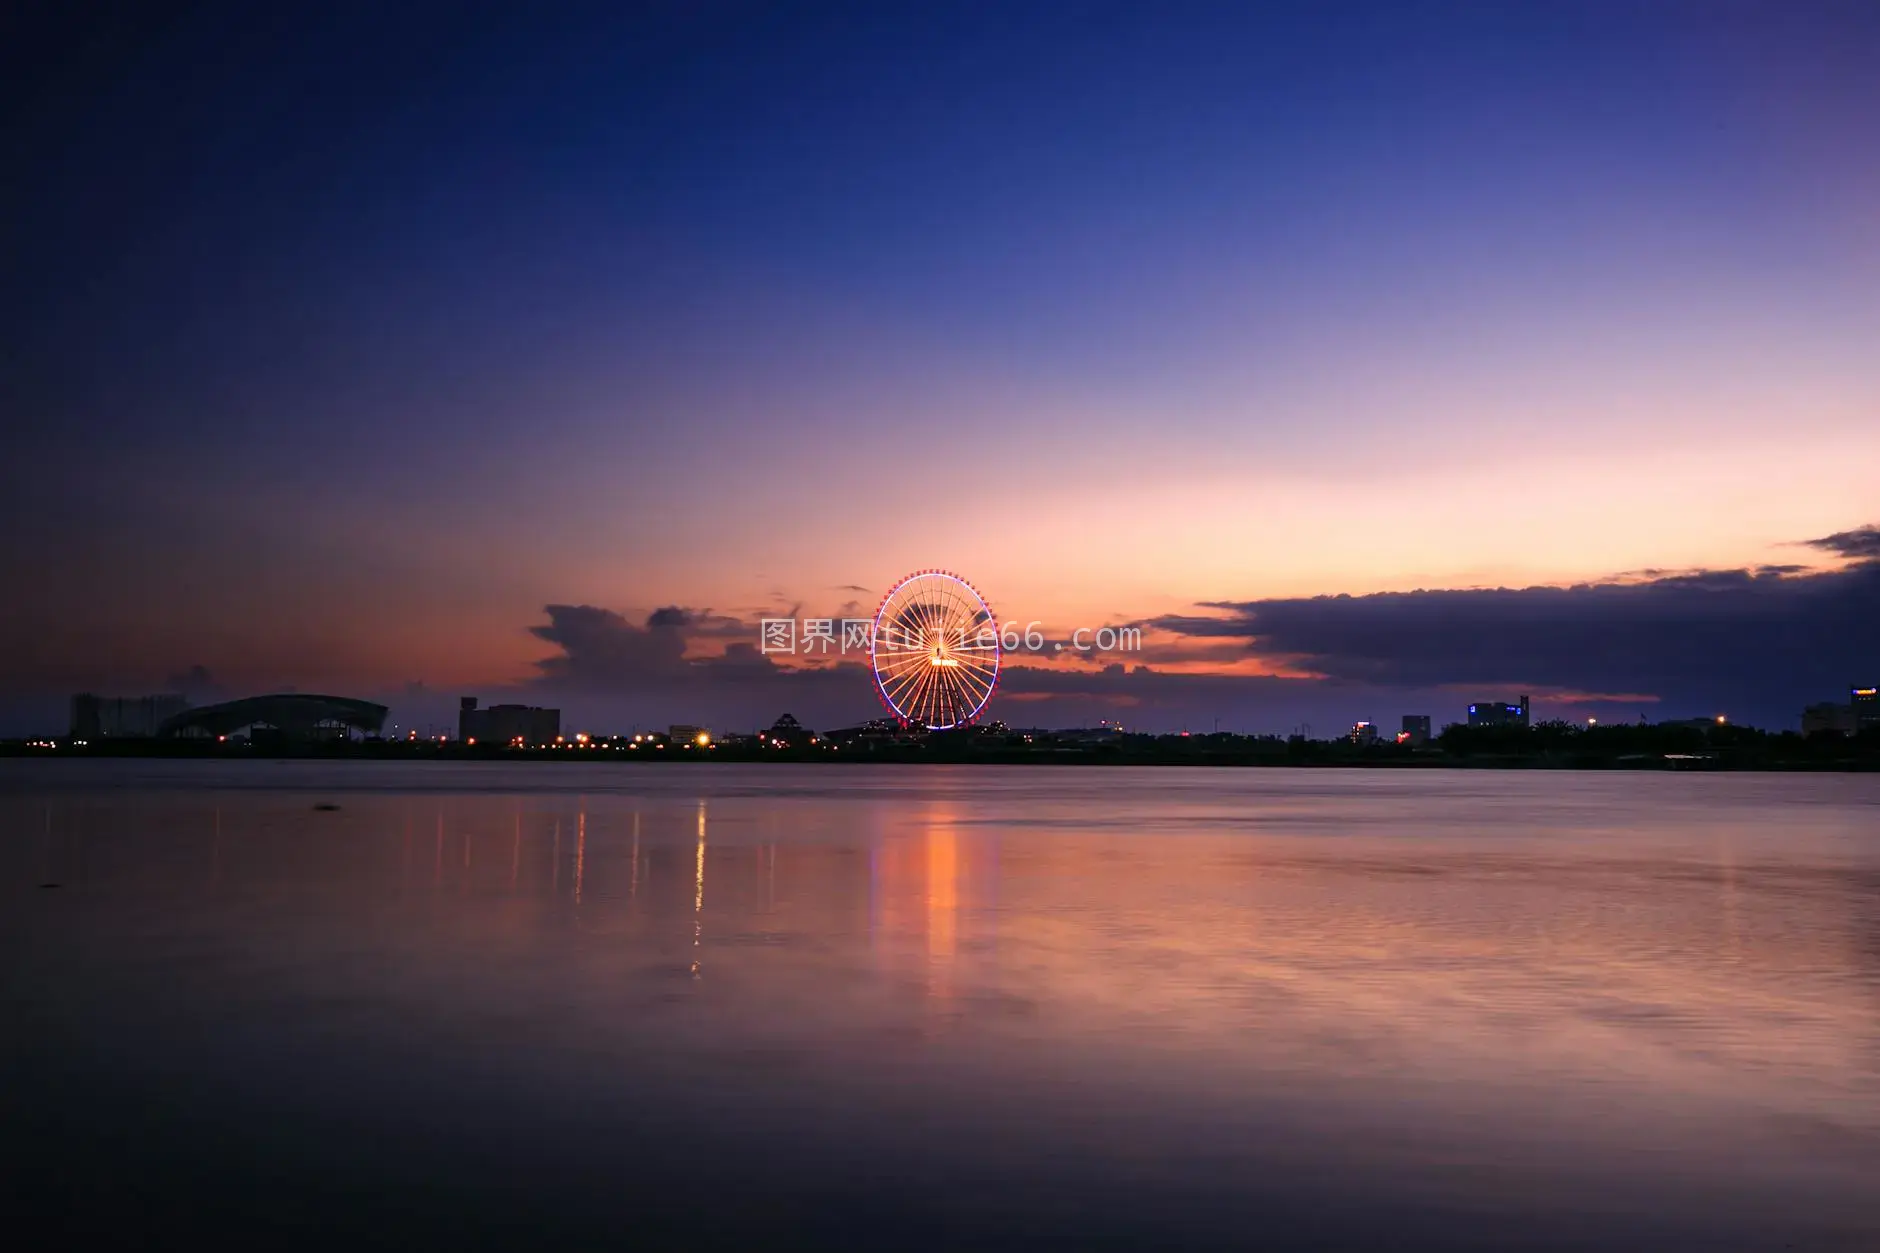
[4,762,1879,1249]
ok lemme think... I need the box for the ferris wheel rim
[868,568,1001,729]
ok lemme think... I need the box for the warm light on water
[4,762,1878,1249]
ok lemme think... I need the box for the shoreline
[4,745,1877,772]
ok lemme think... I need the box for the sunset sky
[4,1,1876,734]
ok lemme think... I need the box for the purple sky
[3,1,1877,734]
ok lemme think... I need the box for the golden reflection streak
[575,807,587,906]
[871,806,964,1004]
[926,812,959,1002]
[928,823,958,962]
[629,811,641,901]
[692,800,707,977]
[1718,829,1741,962]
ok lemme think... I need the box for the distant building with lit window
[1466,695,1529,729]
[1855,686,1879,732]
[1348,721,1379,745]
[1400,715,1431,745]
[459,696,560,746]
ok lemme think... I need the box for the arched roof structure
[158,694,388,738]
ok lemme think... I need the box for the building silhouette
[1401,715,1432,745]
[1467,695,1530,729]
[159,694,386,741]
[1803,702,1857,736]
[764,713,812,747]
[70,692,190,738]
[1855,686,1879,733]
[459,697,560,746]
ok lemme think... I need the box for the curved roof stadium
[158,694,388,739]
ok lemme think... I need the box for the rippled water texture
[5,762,1878,1249]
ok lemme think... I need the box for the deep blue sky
[3,1,1876,733]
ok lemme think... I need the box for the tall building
[1400,715,1431,745]
[459,696,560,746]
[1466,695,1529,729]
[69,693,190,738]
[1348,721,1379,745]
[1802,702,1856,737]
[1854,686,1879,732]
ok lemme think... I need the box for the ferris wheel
[870,570,1001,729]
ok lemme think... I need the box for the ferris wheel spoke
[877,649,928,670]
[903,665,944,721]
[876,638,925,660]
[948,666,988,704]
[942,592,983,632]
[882,657,929,696]
[946,588,985,638]
[881,661,928,701]
[941,652,1000,684]
[931,666,963,700]
[885,660,937,710]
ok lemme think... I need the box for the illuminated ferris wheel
[869,570,1001,729]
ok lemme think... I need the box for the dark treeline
[1432,719,1879,768]
[9,720,1879,769]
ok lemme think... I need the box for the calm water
[4,762,1879,1250]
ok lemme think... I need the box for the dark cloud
[516,603,1466,734]
[644,606,751,637]
[987,662,1472,734]
[531,605,693,685]
[517,557,1880,732]
[1803,525,1880,561]
[1149,559,1880,726]
[998,662,1294,704]
[522,604,874,730]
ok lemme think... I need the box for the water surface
[5,762,1878,1249]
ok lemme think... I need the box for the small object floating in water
[312,803,341,812]
[39,882,62,889]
